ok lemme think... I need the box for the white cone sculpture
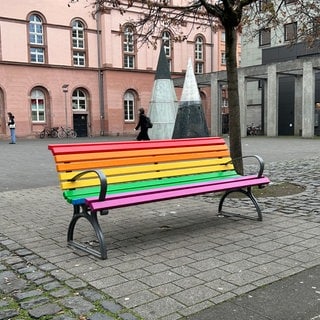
[148,45,178,140]
[172,58,209,138]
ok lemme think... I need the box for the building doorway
[73,114,88,137]
[278,76,295,135]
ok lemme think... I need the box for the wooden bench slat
[53,144,229,164]
[55,150,231,171]
[59,157,233,182]
[60,163,235,189]
[64,170,240,204]
[49,137,226,155]
[86,176,270,211]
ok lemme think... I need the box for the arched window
[124,91,135,121]
[162,31,172,71]
[72,19,86,66]
[31,89,46,122]
[29,14,45,63]
[72,89,87,111]
[195,36,204,74]
[123,25,135,69]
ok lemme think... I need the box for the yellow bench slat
[58,157,233,181]
[60,163,235,190]
[59,157,232,180]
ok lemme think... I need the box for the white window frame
[29,14,45,63]
[124,91,135,121]
[31,89,46,122]
[29,14,43,45]
[195,36,204,74]
[123,25,135,69]
[72,89,87,111]
[73,52,85,67]
[72,20,85,49]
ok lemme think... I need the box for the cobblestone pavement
[0,137,319,319]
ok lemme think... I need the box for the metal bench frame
[49,139,270,260]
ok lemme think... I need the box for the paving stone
[51,269,74,281]
[100,300,123,313]
[15,249,33,256]
[28,303,62,318]
[17,266,37,274]
[119,312,139,320]
[65,278,87,289]
[3,256,23,265]
[11,262,27,270]
[0,309,19,319]
[20,296,50,309]
[61,296,95,314]
[52,316,75,320]
[89,312,115,320]
[34,275,56,285]
[134,297,185,319]
[50,287,71,298]
[13,289,43,300]
[0,250,10,258]
[43,280,62,291]
[24,254,41,262]
[0,300,9,307]
[39,262,58,272]
[0,271,27,294]
[80,288,104,302]
[25,270,46,281]
[121,289,159,308]
[0,240,15,246]
[172,285,219,306]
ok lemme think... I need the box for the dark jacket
[135,114,150,141]
[8,115,15,127]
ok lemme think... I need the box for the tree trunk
[224,26,243,174]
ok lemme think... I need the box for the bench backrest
[48,137,237,204]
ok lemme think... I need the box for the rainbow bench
[48,137,270,259]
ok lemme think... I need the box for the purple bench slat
[87,176,270,212]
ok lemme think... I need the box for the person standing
[7,112,16,144]
[135,108,150,141]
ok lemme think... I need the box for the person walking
[7,112,16,144]
[135,108,150,141]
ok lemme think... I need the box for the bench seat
[49,137,270,259]
[86,175,270,211]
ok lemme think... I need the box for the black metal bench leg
[67,204,108,259]
[218,187,263,221]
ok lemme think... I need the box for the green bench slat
[63,170,239,204]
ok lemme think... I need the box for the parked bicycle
[247,123,261,136]
[39,126,59,139]
[58,126,77,139]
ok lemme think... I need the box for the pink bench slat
[87,176,270,212]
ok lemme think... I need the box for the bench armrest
[69,169,107,201]
[243,155,265,178]
[227,155,265,178]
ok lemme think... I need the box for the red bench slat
[48,137,226,155]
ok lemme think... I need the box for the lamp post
[62,84,69,128]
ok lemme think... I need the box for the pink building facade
[0,0,237,139]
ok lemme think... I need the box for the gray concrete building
[174,1,320,137]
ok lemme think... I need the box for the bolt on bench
[48,137,270,259]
